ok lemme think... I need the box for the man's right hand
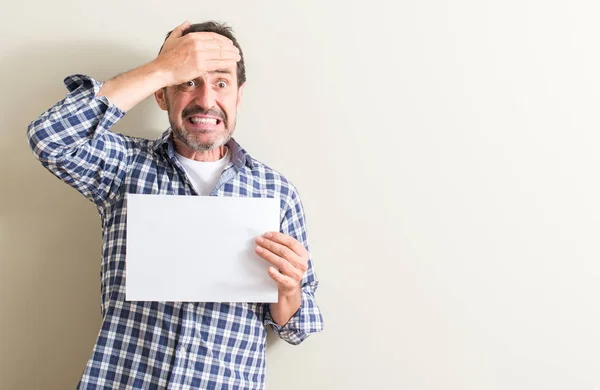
[154,21,241,87]
[98,21,242,112]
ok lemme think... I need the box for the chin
[172,124,233,151]
[192,134,224,145]
[189,136,229,152]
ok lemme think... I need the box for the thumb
[169,20,190,40]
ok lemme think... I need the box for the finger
[258,234,308,273]
[255,246,303,281]
[190,33,238,53]
[204,49,241,62]
[169,20,190,40]
[201,59,240,72]
[194,37,237,50]
[199,39,228,51]
[256,236,298,264]
[199,32,236,46]
[263,232,307,257]
[268,267,300,290]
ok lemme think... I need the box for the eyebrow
[210,69,232,75]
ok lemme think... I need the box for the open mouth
[187,116,222,125]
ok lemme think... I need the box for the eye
[180,80,197,91]
[216,80,228,89]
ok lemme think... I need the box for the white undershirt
[175,147,231,195]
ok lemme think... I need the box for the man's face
[156,68,244,152]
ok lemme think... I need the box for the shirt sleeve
[26,74,129,205]
[263,184,324,345]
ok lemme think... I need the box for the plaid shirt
[27,74,324,389]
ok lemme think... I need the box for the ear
[236,83,246,109]
[155,88,168,111]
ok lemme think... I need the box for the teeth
[190,117,218,125]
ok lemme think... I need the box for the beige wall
[1,0,600,389]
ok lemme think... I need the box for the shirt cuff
[264,286,323,345]
[47,74,125,123]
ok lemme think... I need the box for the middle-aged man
[27,20,324,389]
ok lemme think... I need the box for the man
[27,20,323,389]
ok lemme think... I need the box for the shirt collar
[153,128,254,170]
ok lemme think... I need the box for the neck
[173,138,227,162]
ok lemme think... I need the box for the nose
[193,81,216,110]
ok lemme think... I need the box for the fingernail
[264,232,272,238]
[256,237,264,243]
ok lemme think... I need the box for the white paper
[125,194,280,302]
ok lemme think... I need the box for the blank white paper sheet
[125,194,280,303]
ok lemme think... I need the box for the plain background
[1,0,599,389]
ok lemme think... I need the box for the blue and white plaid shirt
[27,74,324,389]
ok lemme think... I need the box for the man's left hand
[255,232,309,297]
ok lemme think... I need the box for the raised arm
[26,21,241,205]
